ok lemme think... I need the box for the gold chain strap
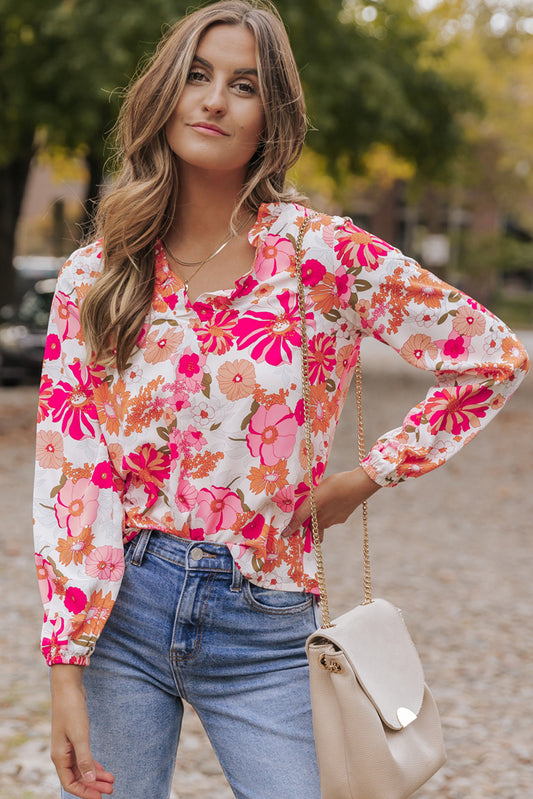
[294,216,372,629]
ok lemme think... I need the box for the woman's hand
[282,467,380,541]
[50,664,114,798]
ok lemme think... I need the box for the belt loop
[230,559,243,592]
[130,529,152,567]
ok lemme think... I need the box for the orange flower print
[310,273,337,315]
[406,272,444,309]
[253,284,274,303]
[93,379,131,435]
[335,344,355,379]
[123,444,171,493]
[56,527,95,566]
[501,336,527,366]
[400,334,438,368]
[71,589,114,640]
[453,305,486,337]
[310,383,332,434]
[248,460,289,496]
[36,430,64,469]
[144,328,183,364]
[216,359,256,401]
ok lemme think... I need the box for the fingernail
[83,770,96,783]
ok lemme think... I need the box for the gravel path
[1,334,531,799]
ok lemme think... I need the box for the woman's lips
[190,122,229,136]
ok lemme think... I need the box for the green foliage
[275,0,475,180]
[1,0,474,177]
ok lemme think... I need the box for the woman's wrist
[51,664,85,690]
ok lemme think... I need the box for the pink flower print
[144,328,183,364]
[92,461,115,489]
[85,546,125,582]
[254,235,293,280]
[334,266,355,304]
[241,514,267,540]
[168,428,185,462]
[55,478,100,536]
[453,305,486,338]
[175,478,198,512]
[176,347,206,392]
[234,273,260,299]
[183,425,207,453]
[193,310,239,355]
[48,361,99,440]
[196,487,242,534]
[36,430,64,469]
[308,333,336,384]
[42,617,69,665]
[246,403,298,466]
[35,553,56,603]
[64,586,88,614]
[163,380,191,413]
[272,485,295,514]
[44,333,61,361]
[426,385,493,435]
[435,330,472,362]
[334,226,392,270]
[233,290,314,366]
[52,291,81,339]
[301,259,326,287]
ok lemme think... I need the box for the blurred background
[0,2,532,798]
[2,0,533,367]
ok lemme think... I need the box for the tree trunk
[0,148,34,307]
[78,150,105,242]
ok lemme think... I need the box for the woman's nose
[203,82,227,115]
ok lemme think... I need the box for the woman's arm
[50,665,114,798]
[33,245,125,667]
[333,221,529,487]
[282,466,380,539]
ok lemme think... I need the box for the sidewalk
[0,332,531,798]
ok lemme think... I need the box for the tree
[1,0,474,305]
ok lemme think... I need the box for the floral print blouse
[33,202,529,666]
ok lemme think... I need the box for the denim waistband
[129,529,243,590]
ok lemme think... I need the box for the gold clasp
[319,653,343,673]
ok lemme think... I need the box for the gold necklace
[164,216,250,292]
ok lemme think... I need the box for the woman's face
[166,24,265,179]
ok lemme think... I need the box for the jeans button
[190,548,204,561]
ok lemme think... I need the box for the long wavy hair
[81,0,307,372]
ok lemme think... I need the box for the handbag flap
[308,598,425,731]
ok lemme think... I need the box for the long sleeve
[333,220,530,486]
[33,247,125,666]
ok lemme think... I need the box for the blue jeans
[62,530,321,799]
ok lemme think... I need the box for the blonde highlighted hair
[81,0,307,372]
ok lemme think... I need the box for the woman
[33,2,529,798]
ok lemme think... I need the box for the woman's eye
[234,81,256,95]
[188,70,208,83]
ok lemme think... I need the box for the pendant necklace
[164,215,251,293]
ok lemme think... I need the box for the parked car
[0,278,56,385]
[13,255,63,298]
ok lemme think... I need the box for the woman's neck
[170,165,248,241]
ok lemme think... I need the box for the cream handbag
[294,215,447,799]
